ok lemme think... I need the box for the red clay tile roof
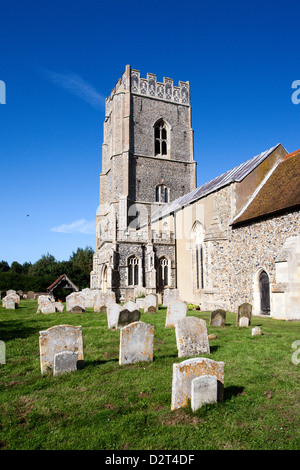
[46,274,79,292]
[232,149,300,224]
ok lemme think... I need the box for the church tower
[91,65,196,300]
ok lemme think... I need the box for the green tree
[10,261,24,274]
[0,261,10,273]
[28,253,57,277]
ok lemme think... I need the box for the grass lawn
[0,299,299,450]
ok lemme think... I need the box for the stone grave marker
[119,321,154,365]
[107,303,121,329]
[82,288,101,308]
[163,288,179,307]
[144,293,158,313]
[252,326,262,336]
[191,375,218,411]
[53,351,79,376]
[27,291,35,299]
[239,317,249,327]
[165,300,187,328]
[94,292,106,312]
[175,316,210,357]
[171,357,224,410]
[6,290,16,296]
[237,302,252,326]
[210,309,226,327]
[2,294,20,309]
[66,292,85,313]
[117,306,141,329]
[39,324,84,375]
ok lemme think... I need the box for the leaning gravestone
[53,351,79,376]
[27,291,35,300]
[39,302,56,314]
[171,357,225,410]
[107,303,121,329]
[66,292,85,313]
[175,317,210,357]
[39,324,84,375]
[191,375,218,411]
[163,288,179,307]
[237,302,252,326]
[144,293,158,313]
[119,321,154,365]
[165,300,187,328]
[210,309,226,327]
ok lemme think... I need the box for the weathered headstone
[105,291,116,308]
[135,298,145,310]
[2,294,20,309]
[165,300,187,328]
[0,340,5,364]
[163,288,179,307]
[94,292,106,312]
[82,288,102,308]
[252,326,262,336]
[39,302,56,314]
[175,317,210,357]
[107,303,121,329]
[210,309,226,327]
[27,291,35,299]
[239,317,249,327]
[53,351,79,376]
[6,290,16,296]
[237,302,252,326]
[66,292,85,312]
[119,321,154,365]
[54,302,64,313]
[171,357,224,410]
[117,307,141,329]
[39,324,84,374]
[144,293,158,313]
[191,375,218,411]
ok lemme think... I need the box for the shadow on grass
[0,321,40,342]
[224,385,245,401]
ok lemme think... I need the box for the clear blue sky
[1,0,299,265]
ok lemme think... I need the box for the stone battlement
[106,65,190,108]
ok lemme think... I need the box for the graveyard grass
[0,300,299,450]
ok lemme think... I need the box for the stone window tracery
[154,120,168,156]
[128,255,139,286]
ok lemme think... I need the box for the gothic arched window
[155,184,169,203]
[154,120,168,156]
[191,222,204,290]
[158,256,169,288]
[128,255,139,286]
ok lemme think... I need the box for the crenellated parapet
[105,66,190,115]
[130,69,190,105]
